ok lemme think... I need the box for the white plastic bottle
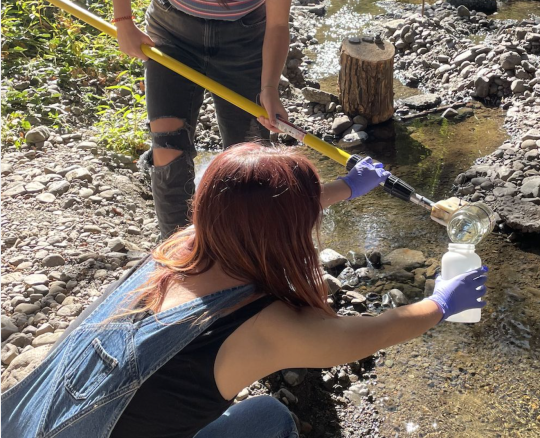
[441,243,482,323]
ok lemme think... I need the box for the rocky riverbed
[2,1,540,437]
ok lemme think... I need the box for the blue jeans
[194,396,299,438]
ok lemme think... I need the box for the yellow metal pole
[45,0,351,167]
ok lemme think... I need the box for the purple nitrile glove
[425,266,488,322]
[337,157,391,199]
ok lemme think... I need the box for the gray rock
[323,273,341,295]
[282,368,307,386]
[347,250,367,269]
[13,303,40,315]
[344,383,370,405]
[525,149,539,161]
[48,180,70,195]
[35,323,54,337]
[25,182,45,193]
[522,130,540,142]
[42,254,65,267]
[521,177,540,198]
[24,274,48,286]
[453,50,476,65]
[332,116,353,135]
[400,94,441,110]
[511,80,526,93]
[337,131,368,149]
[1,345,51,392]
[2,344,19,366]
[107,237,126,252]
[32,332,63,347]
[320,249,347,269]
[36,193,56,203]
[382,248,426,271]
[457,5,470,16]
[520,140,538,150]
[500,52,522,70]
[25,126,50,144]
[495,196,540,233]
[388,289,409,306]
[1,316,19,341]
[57,304,83,317]
[301,87,338,105]
[4,185,27,197]
[442,108,458,119]
[353,115,368,126]
[65,167,92,183]
[474,76,490,98]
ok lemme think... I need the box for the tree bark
[339,37,395,125]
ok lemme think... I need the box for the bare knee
[150,118,186,166]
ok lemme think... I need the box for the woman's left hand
[258,87,288,133]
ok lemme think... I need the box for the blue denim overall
[1,259,256,438]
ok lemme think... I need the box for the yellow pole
[45,0,351,166]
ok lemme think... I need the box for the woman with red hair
[2,144,487,438]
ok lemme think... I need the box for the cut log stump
[339,37,395,125]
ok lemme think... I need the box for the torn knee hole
[149,117,186,133]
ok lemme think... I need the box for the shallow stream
[195,1,540,435]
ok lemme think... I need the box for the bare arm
[257,0,291,131]
[215,299,441,399]
[262,300,442,370]
[320,180,351,209]
[112,0,155,60]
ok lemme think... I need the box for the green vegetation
[1,0,150,156]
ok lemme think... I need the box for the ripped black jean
[144,0,269,238]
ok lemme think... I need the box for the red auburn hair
[126,143,334,317]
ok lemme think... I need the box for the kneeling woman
[2,144,487,438]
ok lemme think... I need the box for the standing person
[1,144,488,438]
[112,0,291,238]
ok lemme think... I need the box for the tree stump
[339,37,395,125]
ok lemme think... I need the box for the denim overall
[1,259,255,438]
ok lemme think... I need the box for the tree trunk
[339,37,395,125]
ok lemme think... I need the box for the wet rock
[337,131,368,149]
[320,249,347,269]
[25,126,50,144]
[400,94,441,110]
[388,289,409,306]
[367,251,382,268]
[382,248,426,271]
[347,251,367,269]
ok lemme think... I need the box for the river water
[194,1,540,435]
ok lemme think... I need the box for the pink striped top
[169,0,266,21]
